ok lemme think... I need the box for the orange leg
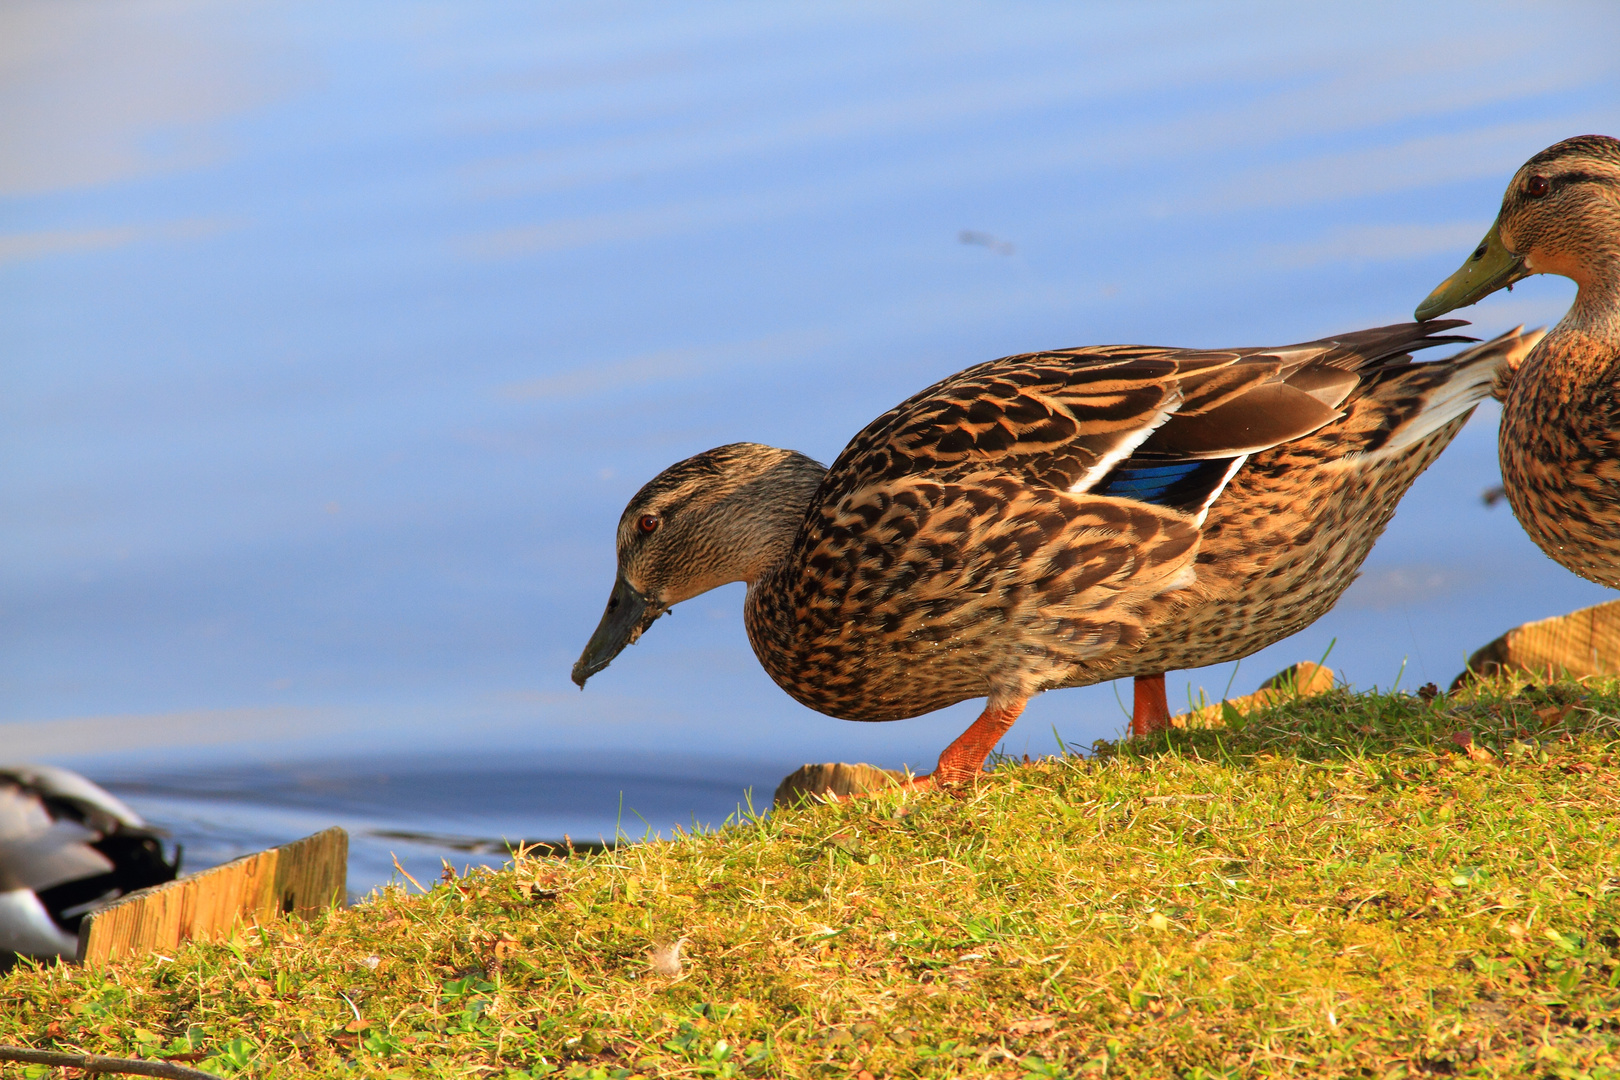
[911,698,1028,788]
[1132,673,1172,737]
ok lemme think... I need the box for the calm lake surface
[5,1,1619,891]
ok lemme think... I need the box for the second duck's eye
[1526,174,1550,197]
[637,514,661,535]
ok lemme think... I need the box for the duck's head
[571,442,825,688]
[1417,134,1620,320]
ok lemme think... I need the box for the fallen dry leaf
[1449,731,1494,762]
[1536,704,1575,728]
[1008,1017,1057,1036]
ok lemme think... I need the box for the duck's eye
[1526,174,1550,198]
[637,514,660,535]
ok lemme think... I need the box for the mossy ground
[3,677,1619,1079]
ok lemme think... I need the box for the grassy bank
[3,678,1619,1079]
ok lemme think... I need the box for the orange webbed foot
[928,698,1027,787]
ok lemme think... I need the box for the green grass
[3,676,1619,1079]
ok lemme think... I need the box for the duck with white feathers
[0,764,178,964]
[573,321,1537,784]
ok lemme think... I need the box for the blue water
[4,1,1618,891]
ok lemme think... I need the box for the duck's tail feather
[1347,325,1545,462]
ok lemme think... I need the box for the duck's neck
[1524,264,1620,406]
[1559,260,1620,344]
[713,450,827,588]
[1541,191,1620,345]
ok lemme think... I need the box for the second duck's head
[571,442,826,688]
[1418,134,1620,320]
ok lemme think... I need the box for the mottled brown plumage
[573,322,1532,785]
[1418,134,1620,588]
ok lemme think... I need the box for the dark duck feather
[1418,134,1620,588]
[574,321,1537,785]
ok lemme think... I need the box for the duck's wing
[1094,321,1478,511]
[820,320,1474,520]
[0,784,114,894]
[0,822,113,894]
[823,346,1297,517]
[0,763,149,832]
[0,890,81,958]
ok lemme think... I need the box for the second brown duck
[1418,134,1620,588]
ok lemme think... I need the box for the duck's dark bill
[571,575,665,688]
[1415,219,1531,320]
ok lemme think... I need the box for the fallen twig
[0,1045,222,1079]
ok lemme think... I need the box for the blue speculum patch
[1094,458,1237,512]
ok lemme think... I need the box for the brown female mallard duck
[573,323,1534,785]
[1417,134,1620,588]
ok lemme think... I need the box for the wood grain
[1172,662,1337,728]
[76,827,347,967]
[1457,598,1620,687]
[773,762,908,808]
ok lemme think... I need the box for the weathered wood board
[1172,661,1336,728]
[1455,598,1620,688]
[76,827,347,967]
[773,762,908,809]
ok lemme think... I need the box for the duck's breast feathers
[750,474,1208,717]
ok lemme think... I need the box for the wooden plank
[773,762,908,808]
[1172,662,1336,728]
[1456,598,1620,687]
[269,827,349,919]
[76,827,346,967]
